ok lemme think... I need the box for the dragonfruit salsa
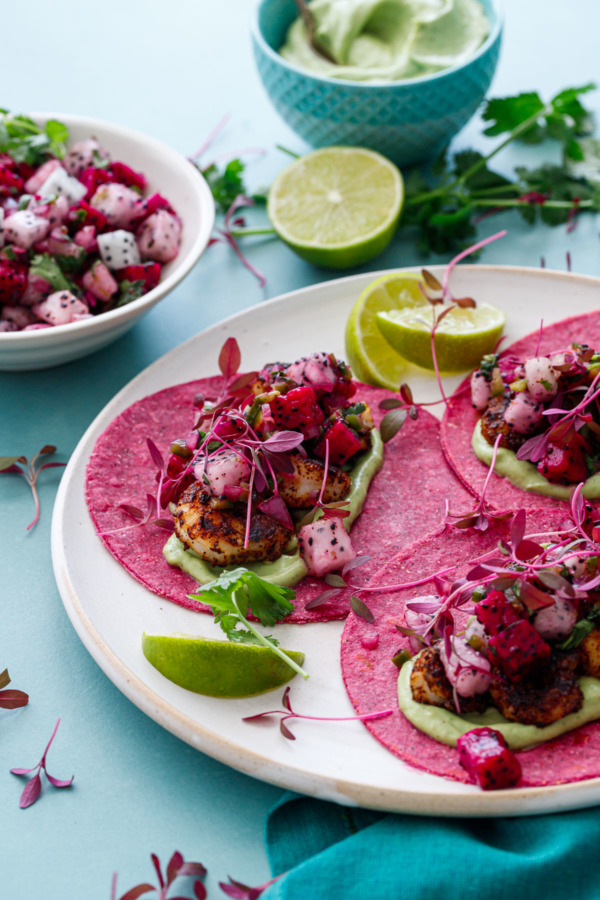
[470,343,600,499]
[0,113,182,332]
[161,346,383,587]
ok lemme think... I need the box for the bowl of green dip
[251,0,503,167]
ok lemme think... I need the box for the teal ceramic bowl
[251,0,503,167]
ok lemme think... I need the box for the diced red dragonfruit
[475,590,524,636]
[131,192,175,225]
[2,210,51,249]
[32,290,89,326]
[67,200,108,232]
[488,619,551,682]
[1,304,36,329]
[536,432,589,485]
[270,385,324,438]
[74,225,98,253]
[116,262,161,292]
[136,209,181,262]
[0,259,28,304]
[198,451,251,497]
[78,166,115,200]
[24,159,62,194]
[314,416,362,466]
[110,161,146,192]
[0,164,24,196]
[63,138,109,177]
[37,167,87,205]
[297,517,355,577]
[81,260,118,301]
[90,182,141,229]
[97,230,141,270]
[457,727,522,790]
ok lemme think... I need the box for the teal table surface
[3,0,600,896]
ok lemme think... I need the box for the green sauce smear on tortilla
[398,654,600,750]
[279,0,489,83]
[163,428,383,588]
[472,419,600,500]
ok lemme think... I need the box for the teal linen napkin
[263,793,600,899]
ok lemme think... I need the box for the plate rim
[52,264,600,816]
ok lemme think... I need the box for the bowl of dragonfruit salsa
[0,112,214,371]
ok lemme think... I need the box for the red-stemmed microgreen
[0,445,66,530]
[211,195,267,287]
[243,687,393,740]
[0,668,29,710]
[10,718,73,809]
[220,874,283,900]
[445,434,515,532]
[111,851,207,900]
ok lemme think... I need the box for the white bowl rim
[0,111,215,345]
[251,0,504,90]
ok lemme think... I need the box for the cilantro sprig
[402,83,599,254]
[0,111,68,166]
[191,568,309,679]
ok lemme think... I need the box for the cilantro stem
[229,227,277,237]
[472,198,594,210]
[276,144,300,158]
[231,591,309,680]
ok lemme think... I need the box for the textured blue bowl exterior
[252,0,502,167]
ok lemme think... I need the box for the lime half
[345,271,425,389]
[142,633,305,698]
[268,147,403,269]
[376,303,506,373]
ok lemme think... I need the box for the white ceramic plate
[52,265,600,817]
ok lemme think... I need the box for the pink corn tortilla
[341,511,600,787]
[86,376,472,624]
[441,310,600,509]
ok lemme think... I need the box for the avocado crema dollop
[279,0,489,83]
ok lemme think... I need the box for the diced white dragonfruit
[37,167,87,204]
[197,451,251,497]
[1,304,36,328]
[97,230,140,270]
[63,138,109,177]
[439,635,492,697]
[32,290,89,326]
[288,352,337,394]
[28,194,70,226]
[0,320,18,332]
[136,209,181,263]
[90,183,141,229]
[21,271,51,306]
[503,391,543,435]
[524,357,558,402]
[24,159,62,194]
[533,598,577,641]
[470,370,492,411]
[82,260,119,301]
[2,210,51,249]
[297,517,355,577]
[405,606,433,654]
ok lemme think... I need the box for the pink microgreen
[10,718,73,809]
[243,687,393,740]
[380,408,407,443]
[258,494,294,530]
[349,595,375,623]
[111,851,207,900]
[304,588,344,609]
[1,445,66,530]
[0,669,29,709]
[219,337,242,381]
[341,555,371,576]
[219,874,283,900]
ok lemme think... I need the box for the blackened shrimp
[173,482,289,566]
[277,457,351,509]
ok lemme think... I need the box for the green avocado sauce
[279,0,489,83]
[397,654,600,750]
[163,428,384,588]
[472,419,600,500]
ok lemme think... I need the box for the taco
[341,505,600,788]
[86,348,472,624]
[441,309,600,509]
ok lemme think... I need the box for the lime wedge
[268,147,403,269]
[376,303,505,373]
[345,271,425,388]
[410,0,489,68]
[142,633,305,698]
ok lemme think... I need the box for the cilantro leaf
[203,159,247,213]
[29,253,76,293]
[481,92,546,140]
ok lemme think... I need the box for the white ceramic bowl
[0,113,215,371]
